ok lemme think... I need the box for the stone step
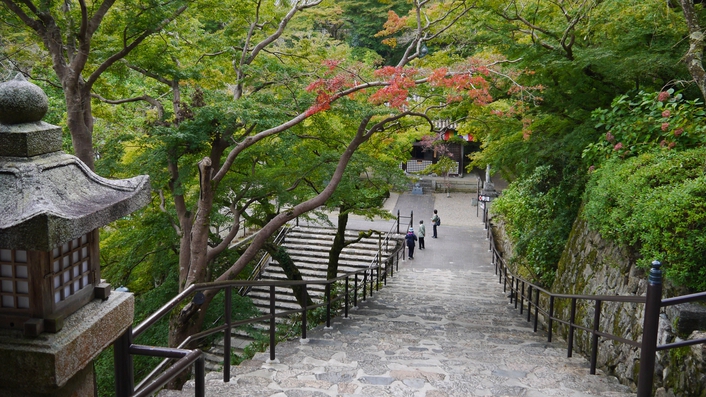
[283,246,388,258]
[193,225,397,374]
[286,230,403,245]
[159,263,633,397]
[264,260,379,275]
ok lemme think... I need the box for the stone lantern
[0,73,150,396]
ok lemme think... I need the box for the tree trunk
[327,210,349,280]
[264,243,313,308]
[680,0,706,101]
[164,112,404,388]
[166,297,207,389]
[63,82,96,169]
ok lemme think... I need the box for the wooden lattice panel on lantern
[51,234,92,305]
[0,249,30,311]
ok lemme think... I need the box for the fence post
[325,283,332,329]
[397,210,400,234]
[344,278,350,318]
[301,284,308,340]
[269,285,277,362]
[548,295,555,342]
[533,289,539,332]
[223,287,232,382]
[195,354,205,397]
[590,299,602,374]
[568,297,577,358]
[637,261,663,397]
[370,268,374,296]
[114,325,134,397]
[362,272,367,301]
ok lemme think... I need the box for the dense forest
[3,0,706,394]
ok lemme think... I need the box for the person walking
[405,227,417,259]
[431,209,439,238]
[418,220,426,249]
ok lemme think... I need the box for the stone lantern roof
[0,73,150,251]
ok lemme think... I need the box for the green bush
[584,89,706,167]
[491,165,585,286]
[583,147,706,291]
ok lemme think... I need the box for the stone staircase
[202,225,403,372]
[160,226,634,397]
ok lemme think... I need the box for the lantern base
[0,291,133,396]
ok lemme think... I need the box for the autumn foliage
[303,58,531,118]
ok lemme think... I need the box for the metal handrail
[487,226,647,373]
[129,346,204,397]
[485,216,706,396]
[117,241,406,397]
[656,290,706,351]
[133,220,402,392]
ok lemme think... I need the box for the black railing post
[527,285,533,321]
[195,354,205,397]
[370,268,374,296]
[362,272,367,301]
[301,284,308,340]
[520,281,525,313]
[344,277,350,318]
[378,236,383,286]
[533,289,539,332]
[376,262,380,291]
[390,253,395,277]
[397,210,400,234]
[502,268,507,292]
[590,299,602,374]
[509,276,514,303]
[325,283,332,328]
[568,297,577,357]
[487,215,491,246]
[548,296,555,342]
[383,259,388,285]
[637,261,663,397]
[269,285,276,362]
[500,264,504,287]
[354,274,359,307]
[492,249,497,273]
[114,325,134,397]
[223,287,232,382]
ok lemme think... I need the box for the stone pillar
[0,293,134,397]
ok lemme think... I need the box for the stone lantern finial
[0,73,49,124]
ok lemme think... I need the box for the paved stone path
[163,193,633,397]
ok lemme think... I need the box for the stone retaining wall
[491,210,706,396]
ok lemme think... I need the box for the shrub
[583,147,706,291]
[491,165,584,286]
[584,89,706,167]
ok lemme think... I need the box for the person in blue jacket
[405,227,418,259]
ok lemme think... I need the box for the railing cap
[649,260,662,285]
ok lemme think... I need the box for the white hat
[409,227,414,232]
